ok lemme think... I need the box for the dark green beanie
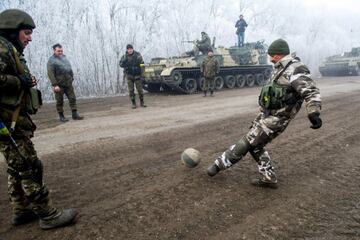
[268,39,290,56]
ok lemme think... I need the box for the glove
[308,112,322,129]
[18,75,34,88]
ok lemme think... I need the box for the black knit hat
[126,44,133,49]
[268,39,290,56]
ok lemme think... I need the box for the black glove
[18,75,34,88]
[308,112,322,129]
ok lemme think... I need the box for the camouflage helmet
[0,9,36,30]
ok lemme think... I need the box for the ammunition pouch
[259,81,287,110]
[26,88,42,115]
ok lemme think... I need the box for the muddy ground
[0,76,360,240]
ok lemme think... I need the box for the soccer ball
[181,148,201,168]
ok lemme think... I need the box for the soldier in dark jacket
[119,44,146,109]
[0,9,77,229]
[207,39,322,189]
[47,43,83,122]
[235,15,248,47]
[200,50,219,96]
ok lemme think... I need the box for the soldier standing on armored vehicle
[0,9,77,229]
[120,44,146,109]
[235,15,248,47]
[200,50,219,97]
[207,39,322,188]
[47,43,84,122]
[186,32,212,56]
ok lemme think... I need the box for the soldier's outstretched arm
[290,68,322,129]
[290,73,321,114]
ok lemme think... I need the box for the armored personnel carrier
[142,40,273,94]
[319,47,360,76]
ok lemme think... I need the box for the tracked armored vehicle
[142,40,273,94]
[319,47,360,76]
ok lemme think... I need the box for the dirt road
[1,76,360,240]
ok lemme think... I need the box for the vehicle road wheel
[246,74,255,87]
[224,75,236,88]
[214,76,224,90]
[256,73,266,86]
[235,74,246,88]
[264,68,272,79]
[197,77,206,91]
[181,78,197,94]
[171,71,182,84]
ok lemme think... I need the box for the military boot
[140,99,147,107]
[203,91,207,97]
[39,208,78,230]
[72,110,84,120]
[11,209,38,226]
[207,163,220,177]
[251,160,278,189]
[131,99,137,109]
[58,112,69,123]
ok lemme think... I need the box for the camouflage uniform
[208,53,322,185]
[0,9,76,229]
[47,55,78,113]
[201,55,219,96]
[119,50,145,106]
[187,32,212,56]
[0,36,59,220]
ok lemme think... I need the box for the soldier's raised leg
[55,88,68,122]
[135,77,146,107]
[127,76,136,109]
[64,85,83,120]
[207,115,278,187]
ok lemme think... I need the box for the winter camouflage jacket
[47,55,74,87]
[201,56,220,78]
[260,54,321,119]
[119,51,144,76]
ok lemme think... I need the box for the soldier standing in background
[119,44,147,109]
[235,15,248,47]
[47,43,83,122]
[0,9,77,229]
[200,50,219,97]
[207,39,322,188]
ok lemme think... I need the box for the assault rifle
[0,121,43,184]
[181,40,197,44]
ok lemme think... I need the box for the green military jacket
[0,36,36,136]
[197,33,211,49]
[47,54,74,87]
[201,56,219,78]
[119,51,144,76]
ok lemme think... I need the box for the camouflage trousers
[204,77,215,92]
[126,75,144,101]
[55,84,77,113]
[0,136,58,218]
[216,112,292,169]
